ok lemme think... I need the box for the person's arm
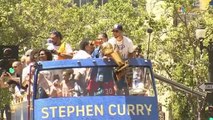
[128,52,134,58]
[49,81,59,97]
[52,79,60,88]
[0,81,9,88]
[85,68,91,82]
[59,43,73,59]
[0,73,9,88]
[128,39,135,59]
[22,73,33,89]
[6,72,20,83]
[51,43,73,59]
[58,52,73,59]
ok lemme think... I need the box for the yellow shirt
[57,42,66,60]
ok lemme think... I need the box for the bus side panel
[34,96,158,120]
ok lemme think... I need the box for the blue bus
[12,58,159,120]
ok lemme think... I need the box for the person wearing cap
[47,31,73,60]
[108,24,135,96]
[109,24,134,58]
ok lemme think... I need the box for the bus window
[129,67,154,97]
[35,66,155,99]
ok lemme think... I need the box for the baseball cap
[112,24,123,31]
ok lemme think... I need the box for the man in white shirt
[47,31,73,60]
[72,39,94,95]
[108,24,134,59]
[108,24,135,95]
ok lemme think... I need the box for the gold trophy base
[114,60,129,81]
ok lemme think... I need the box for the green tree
[0,0,149,115]
[148,0,213,119]
[0,0,212,119]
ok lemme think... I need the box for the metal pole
[144,28,153,85]
[146,28,153,59]
[207,40,213,119]
[154,73,205,97]
[28,65,33,120]
[147,34,151,59]
[208,40,213,83]
[197,37,203,120]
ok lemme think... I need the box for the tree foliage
[150,0,213,119]
[0,0,212,119]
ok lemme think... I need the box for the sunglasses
[13,66,17,68]
[89,41,94,46]
[39,53,45,56]
[90,43,94,46]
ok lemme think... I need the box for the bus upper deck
[19,58,158,120]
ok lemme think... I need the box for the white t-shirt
[72,50,91,75]
[108,36,134,59]
[72,50,91,93]
[47,42,73,60]
[72,50,91,60]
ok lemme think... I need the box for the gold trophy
[101,42,129,80]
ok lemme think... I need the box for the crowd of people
[0,24,150,118]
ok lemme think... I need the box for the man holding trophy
[104,24,134,95]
